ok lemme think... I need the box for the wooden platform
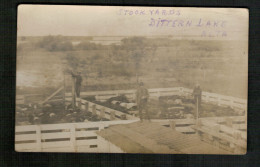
[97,121,231,154]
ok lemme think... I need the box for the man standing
[193,83,202,118]
[136,82,150,122]
[193,84,202,106]
[71,71,83,98]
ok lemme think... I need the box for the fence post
[197,119,202,128]
[92,105,97,116]
[85,102,89,112]
[35,125,42,151]
[70,124,76,152]
[75,98,81,109]
[110,111,115,120]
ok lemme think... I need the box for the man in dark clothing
[71,71,83,97]
[193,83,202,114]
[136,82,150,122]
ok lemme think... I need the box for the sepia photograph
[15,5,248,154]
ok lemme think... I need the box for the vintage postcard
[16,5,248,154]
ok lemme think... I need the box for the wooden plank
[65,87,246,107]
[200,116,246,123]
[40,124,71,131]
[36,126,42,151]
[15,134,36,141]
[96,108,112,120]
[74,122,103,129]
[70,124,76,151]
[75,131,97,138]
[197,126,246,148]
[66,87,181,98]
[75,120,138,129]
[41,132,71,140]
[41,141,71,149]
[16,125,37,132]
[40,86,64,105]
[81,99,135,120]
[109,125,179,153]
[200,119,246,140]
[15,143,37,151]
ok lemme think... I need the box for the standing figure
[193,83,202,117]
[71,71,83,97]
[136,82,150,122]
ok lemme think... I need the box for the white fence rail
[65,87,181,101]
[180,87,247,111]
[15,116,246,152]
[64,98,137,120]
[15,120,137,152]
[17,87,247,112]
[194,116,247,154]
[65,87,247,112]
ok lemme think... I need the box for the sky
[17,5,248,40]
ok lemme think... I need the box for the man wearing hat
[136,82,150,122]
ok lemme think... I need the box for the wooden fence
[65,98,138,121]
[155,116,247,154]
[65,87,247,112]
[16,86,247,153]
[65,87,181,101]
[15,116,246,153]
[180,88,247,112]
[17,87,247,112]
[15,120,137,152]
[195,116,247,154]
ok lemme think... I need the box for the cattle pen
[15,87,247,154]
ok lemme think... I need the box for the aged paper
[16,5,248,154]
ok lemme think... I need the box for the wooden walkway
[97,121,231,154]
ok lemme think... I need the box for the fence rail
[194,116,247,154]
[16,86,247,153]
[17,87,247,112]
[64,87,247,112]
[15,116,246,152]
[65,98,137,120]
[15,120,137,152]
